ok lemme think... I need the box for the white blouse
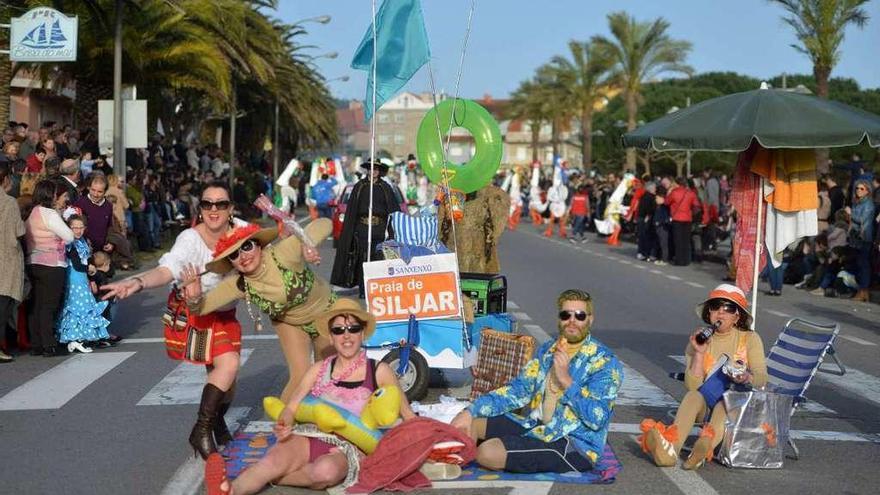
[159,219,248,312]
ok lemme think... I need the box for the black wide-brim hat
[359,160,389,171]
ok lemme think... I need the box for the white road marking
[837,335,877,346]
[685,282,705,288]
[618,259,633,265]
[650,269,663,275]
[522,323,551,341]
[668,355,836,414]
[138,349,254,405]
[507,301,520,310]
[618,363,679,408]
[665,275,682,281]
[511,311,531,322]
[764,309,792,318]
[629,435,719,495]
[123,335,278,344]
[0,352,135,411]
[613,424,879,443]
[435,481,553,495]
[817,366,880,408]
[633,265,647,270]
[160,406,251,495]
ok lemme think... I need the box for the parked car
[332,182,407,247]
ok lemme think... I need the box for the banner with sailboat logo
[10,7,78,62]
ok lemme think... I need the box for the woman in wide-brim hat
[181,218,337,406]
[640,284,767,471]
[204,297,416,494]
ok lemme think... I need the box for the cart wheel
[381,348,429,402]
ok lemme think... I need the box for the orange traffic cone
[607,224,621,246]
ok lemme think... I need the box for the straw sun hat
[314,298,376,340]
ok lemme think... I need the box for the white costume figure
[528,164,548,225]
[595,173,634,245]
[416,175,430,209]
[544,165,569,238]
[501,168,524,230]
[276,158,300,214]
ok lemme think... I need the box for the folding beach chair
[764,317,844,459]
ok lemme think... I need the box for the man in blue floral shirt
[451,289,622,473]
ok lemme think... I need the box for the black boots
[189,383,226,459]
[213,382,236,446]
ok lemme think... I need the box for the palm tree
[534,64,574,163]
[509,79,549,162]
[770,0,869,173]
[548,40,614,170]
[771,0,869,99]
[592,11,693,172]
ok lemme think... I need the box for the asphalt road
[1,222,878,495]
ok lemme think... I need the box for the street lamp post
[113,0,125,178]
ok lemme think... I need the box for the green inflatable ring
[416,99,502,194]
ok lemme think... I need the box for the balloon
[416,99,502,194]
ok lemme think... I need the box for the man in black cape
[331,160,401,297]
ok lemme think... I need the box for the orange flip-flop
[205,453,230,495]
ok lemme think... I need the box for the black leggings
[27,264,66,350]
[672,221,692,266]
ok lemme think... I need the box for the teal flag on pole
[351,0,431,122]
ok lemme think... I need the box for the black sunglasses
[329,324,364,336]
[707,299,739,314]
[199,199,231,211]
[559,310,589,321]
[228,239,257,261]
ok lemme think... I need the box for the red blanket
[347,417,476,493]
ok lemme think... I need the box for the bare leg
[476,438,507,471]
[231,436,310,495]
[276,450,348,490]
[206,351,240,392]
[273,322,314,404]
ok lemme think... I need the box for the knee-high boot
[213,382,236,446]
[190,383,226,459]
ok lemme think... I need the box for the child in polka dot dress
[56,214,110,353]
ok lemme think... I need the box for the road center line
[629,435,719,495]
[665,275,682,281]
[650,269,663,274]
[685,281,705,288]
[764,309,792,318]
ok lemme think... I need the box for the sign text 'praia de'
[364,253,462,323]
[10,8,78,62]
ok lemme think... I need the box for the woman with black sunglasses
[203,297,415,495]
[640,284,767,471]
[179,216,332,412]
[100,180,249,460]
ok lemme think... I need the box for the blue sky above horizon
[276,0,880,101]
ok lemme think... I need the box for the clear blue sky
[276,0,880,101]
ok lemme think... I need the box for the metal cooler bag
[719,390,793,469]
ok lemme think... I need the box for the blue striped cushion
[390,212,439,247]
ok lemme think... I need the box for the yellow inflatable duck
[263,386,402,454]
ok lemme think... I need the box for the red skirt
[167,309,241,363]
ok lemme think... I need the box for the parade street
[1,224,877,495]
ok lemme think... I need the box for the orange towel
[750,148,818,212]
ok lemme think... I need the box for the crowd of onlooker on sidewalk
[0,120,285,363]
[515,155,879,302]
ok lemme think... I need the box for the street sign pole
[113,0,126,178]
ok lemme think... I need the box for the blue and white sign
[10,7,78,62]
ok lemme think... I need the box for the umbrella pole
[750,176,764,331]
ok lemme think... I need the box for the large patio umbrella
[622,84,880,328]
[623,85,880,152]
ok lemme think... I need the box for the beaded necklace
[310,352,366,398]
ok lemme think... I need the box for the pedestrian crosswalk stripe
[837,334,877,346]
[815,366,880,409]
[138,349,254,406]
[0,352,135,411]
[618,362,679,408]
[511,311,531,322]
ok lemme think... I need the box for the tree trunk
[625,91,638,172]
[530,120,540,162]
[74,79,113,134]
[0,21,10,126]
[551,119,559,162]
[814,65,831,174]
[581,108,593,170]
